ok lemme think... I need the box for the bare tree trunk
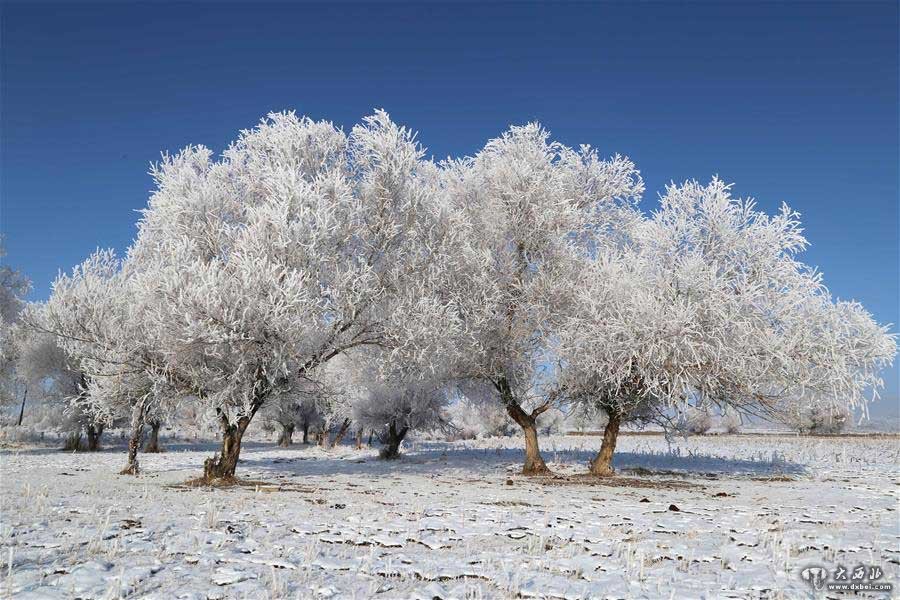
[121,402,148,475]
[355,428,363,450]
[317,426,328,447]
[329,418,351,448]
[367,430,374,447]
[203,398,264,481]
[277,423,294,447]
[498,377,550,475]
[380,421,408,460]
[519,419,549,475]
[16,386,27,426]
[203,420,247,481]
[85,422,104,452]
[589,412,621,476]
[301,421,309,444]
[143,420,163,453]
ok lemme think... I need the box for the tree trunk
[203,420,247,481]
[302,422,309,444]
[367,430,374,447]
[16,386,27,426]
[317,426,328,447]
[589,412,621,476]
[121,403,148,475]
[144,420,163,453]
[520,419,549,475]
[85,422,104,452]
[355,428,363,450]
[380,421,409,460]
[329,418,351,448]
[277,423,294,447]
[202,395,267,481]
[498,378,550,475]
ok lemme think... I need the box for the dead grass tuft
[480,500,534,507]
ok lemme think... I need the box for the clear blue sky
[2,2,898,412]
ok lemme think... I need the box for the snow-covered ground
[1,433,898,599]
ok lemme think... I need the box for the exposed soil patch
[168,476,318,493]
[534,473,703,490]
[620,467,721,479]
[749,474,797,482]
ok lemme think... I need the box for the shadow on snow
[0,437,807,479]
[234,440,807,479]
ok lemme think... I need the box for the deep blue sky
[2,2,898,412]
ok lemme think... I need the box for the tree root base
[179,474,240,488]
[588,467,615,477]
[521,465,553,476]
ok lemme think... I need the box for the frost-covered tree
[33,251,168,472]
[0,240,29,328]
[109,110,456,480]
[789,405,850,435]
[143,416,165,453]
[557,179,896,476]
[353,373,448,460]
[261,379,332,448]
[446,393,514,440]
[295,397,322,445]
[355,384,446,458]
[0,240,31,421]
[301,357,358,449]
[12,324,108,449]
[262,394,305,447]
[720,411,742,434]
[675,406,713,435]
[438,123,643,474]
[536,406,566,435]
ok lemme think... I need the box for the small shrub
[721,412,742,434]
[794,408,849,435]
[676,408,712,435]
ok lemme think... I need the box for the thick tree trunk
[17,386,27,426]
[203,398,264,481]
[85,422,104,452]
[317,426,328,447]
[589,412,621,476]
[355,428,363,450]
[144,420,163,453]
[203,421,247,481]
[520,419,549,475]
[380,421,408,460]
[121,403,147,475]
[301,422,309,444]
[498,378,550,475]
[329,418,351,448]
[367,430,374,447]
[277,423,294,447]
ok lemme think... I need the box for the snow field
[1,433,897,599]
